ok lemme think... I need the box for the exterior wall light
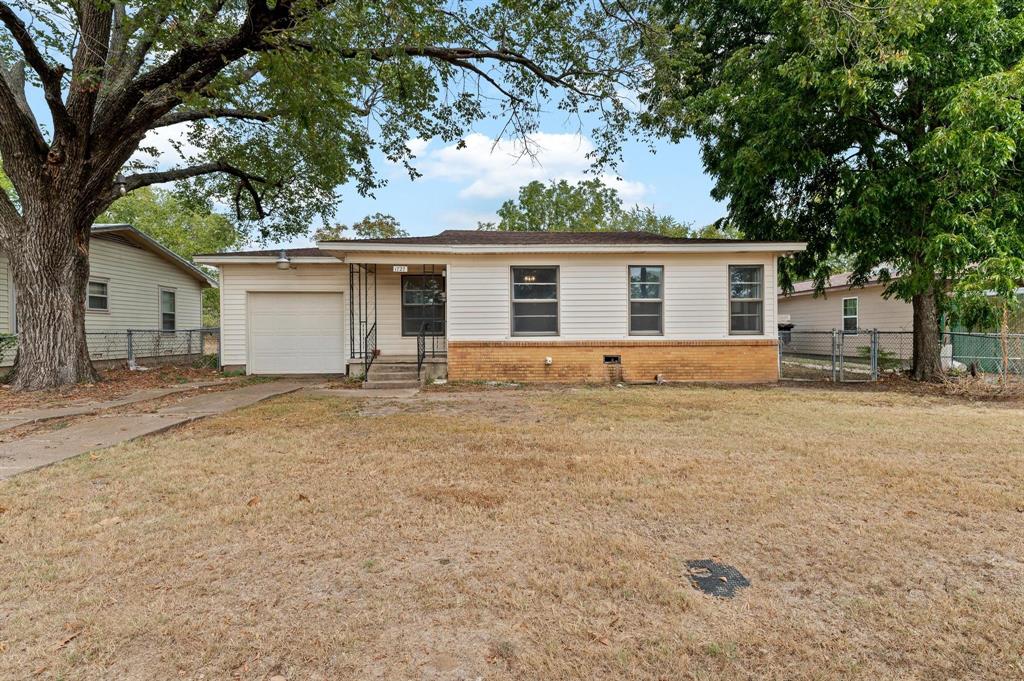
[275,250,292,270]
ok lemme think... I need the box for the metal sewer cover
[686,559,750,598]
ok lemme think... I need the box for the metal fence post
[127,329,134,368]
[188,329,193,356]
[870,329,879,381]
[831,329,839,382]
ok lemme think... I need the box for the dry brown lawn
[1,384,1023,680]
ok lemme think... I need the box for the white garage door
[248,292,345,374]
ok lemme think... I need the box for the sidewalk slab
[0,380,229,432]
[0,380,309,480]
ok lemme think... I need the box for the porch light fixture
[275,250,292,270]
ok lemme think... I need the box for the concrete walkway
[0,380,310,480]
[0,380,228,433]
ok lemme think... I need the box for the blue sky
[303,130,724,244]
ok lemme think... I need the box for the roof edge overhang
[316,241,808,255]
[92,224,217,288]
[193,255,342,265]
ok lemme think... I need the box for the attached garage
[247,291,345,374]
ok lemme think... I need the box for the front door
[401,273,446,337]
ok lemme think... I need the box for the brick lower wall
[447,339,780,383]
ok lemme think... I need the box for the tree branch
[0,2,72,134]
[151,107,273,128]
[121,161,268,193]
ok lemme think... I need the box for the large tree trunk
[911,287,943,382]
[4,211,98,391]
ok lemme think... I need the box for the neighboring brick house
[195,230,805,385]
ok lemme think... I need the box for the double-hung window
[842,297,859,334]
[87,280,108,312]
[159,288,176,331]
[402,274,445,336]
[629,266,663,335]
[729,265,764,334]
[511,266,558,335]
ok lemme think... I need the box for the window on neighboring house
[87,280,108,311]
[729,265,764,334]
[402,274,445,336]
[511,266,558,335]
[629,265,663,335]
[843,297,859,334]
[160,288,176,331]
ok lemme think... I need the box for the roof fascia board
[317,242,808,255]
[193,256,343,265]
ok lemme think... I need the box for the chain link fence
[780,328,1021,382]
[1,328,219,369]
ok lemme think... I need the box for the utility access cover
[686,560,750,599]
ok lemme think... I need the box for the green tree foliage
[645,0,1024,378]
[479,179,692,235]
[100,188,242,326]
[313,213,409,241]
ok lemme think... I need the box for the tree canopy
[645,0,1024,377]
[313,212,409,241]
[481,178,702,235]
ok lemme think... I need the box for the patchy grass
[0,365,228,413]
[1,385,1023,680]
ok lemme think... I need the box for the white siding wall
[85,237,203,332]
[1,237,204,365]
[219,263,346,367]
[778,284,913,331]
[446,252,778,341]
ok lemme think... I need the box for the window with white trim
[842,297,859,333]
[87,280,108,311]
[629,265,663,335]
[160,288,176,331]
[729,265,764,334]
[511,266,558,335]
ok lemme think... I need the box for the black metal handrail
[417,324,427,378]
[363,322,377,377]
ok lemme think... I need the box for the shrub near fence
[1,328,219,369]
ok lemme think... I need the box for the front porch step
[368,371,419,381]
[362,379,422,390]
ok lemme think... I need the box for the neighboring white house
[1,224,215,368]
[195,230,806,384]
[777,272,913,333]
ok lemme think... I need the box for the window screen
[87,281,108,311]
[729,265,763,334]
[843,298,859,333]
[402,274,445,336]
[511,267,558,335]
[160,289,176,331]
[629,266,663,334]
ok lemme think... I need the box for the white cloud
[132,123,203,169]
[438,209,500,229]
[418,132,649,204]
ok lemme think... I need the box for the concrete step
[362,379,422,390]
[368,371,419,381]
[369,363,419,371]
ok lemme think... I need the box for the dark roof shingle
[321,229,789,246]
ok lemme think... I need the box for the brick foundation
[447,339,779,383]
